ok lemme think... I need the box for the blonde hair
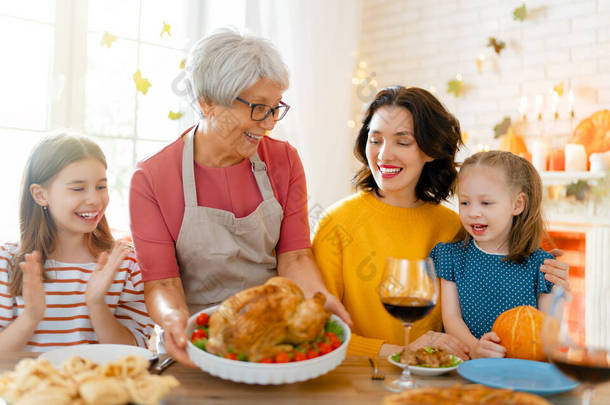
[10,133,114,296]
[459,151,544,263]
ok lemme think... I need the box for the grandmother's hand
[162,311,196,368]
[323,292,353,328]
[541,249,570,291]
[408,331,470,361]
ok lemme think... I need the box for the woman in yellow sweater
[312,86,569,359]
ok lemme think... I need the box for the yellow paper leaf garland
[168,110,183,120]
[461,131,469,144]
[100,31,117,48]
[161,21,171,37]
[487,37,506,55]
[133,70,151,95]
[553,81,565,97]
[513,4,527,22]
[447,75,463,97]
[476,55,484,73]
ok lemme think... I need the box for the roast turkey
[205,277,330,361]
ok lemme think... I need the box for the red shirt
[129,133,311,282]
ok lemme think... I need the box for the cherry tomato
[330,340,342,350]
[318,342,332,355]
[259,357,273,363]
[196,312,210,327]
[274,352,291,363]
[191,328,207,341]
[224,353,238,360]
[293,352,307,362]
[306,349,319,359]
[325,332,340,345]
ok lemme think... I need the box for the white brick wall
[352,0,610,154]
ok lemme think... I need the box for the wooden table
[1,353,609,404]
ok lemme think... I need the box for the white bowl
[387,352,462,376]
[39,344,153,368]
[186,306,351,385]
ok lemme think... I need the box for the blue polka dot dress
[430,239,554,339]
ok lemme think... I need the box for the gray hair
[186,28,289,107]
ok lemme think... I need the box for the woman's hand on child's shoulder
[540,249,570,291]
[85,242,130,306]
[469,332,506,359]
[19,251,46,322]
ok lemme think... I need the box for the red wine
[381,297,435,323]
[551,350,610,384]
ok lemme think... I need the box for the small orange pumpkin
[492,305,546,362]
[498,128,529,156]
[569,110,610,158]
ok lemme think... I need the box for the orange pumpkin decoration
[492,305,546,362]
[569,110,610,158]
[498,128,529,156]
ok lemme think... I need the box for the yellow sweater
[312,191,462,357]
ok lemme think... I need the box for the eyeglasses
[235,97,290,122]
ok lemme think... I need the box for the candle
[532,140,548,172]
[535,95,543,120]
[568,90,575,117]
[475,144,490,153]
[564,144,587,171]
[550,149,565,171]
[519,96,528,121]
[551,91,559,119]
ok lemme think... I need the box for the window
[0,0,202,240]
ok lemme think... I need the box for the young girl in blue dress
[430,150,559,359]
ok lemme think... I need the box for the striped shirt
[0,243,154,351]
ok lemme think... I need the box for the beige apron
[176,126,284,314]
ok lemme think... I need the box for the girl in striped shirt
[0,133,154,351]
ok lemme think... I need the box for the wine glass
[542,286,610,405]
[378,257,438,392]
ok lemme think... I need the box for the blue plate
[457,358,578,396]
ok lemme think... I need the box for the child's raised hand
[19,251,46,322]
[85,242,130,306]
[469,332,506,359]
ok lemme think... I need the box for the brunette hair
[9,133,114,296]
[353,86,463,203]
[460,151,544,263]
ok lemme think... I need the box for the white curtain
[243,0,363,214]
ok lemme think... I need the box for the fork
[368,357,385,380]
[151,356,176,375]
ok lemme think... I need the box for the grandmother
[129,29,351,365]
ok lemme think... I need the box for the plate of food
[186,277,351,385]
[0,354,178,404]
[388,346,463,376]
[39,343,154,368]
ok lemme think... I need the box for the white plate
[387,352,462,376]
[186,306,351,385]
[39,344,154,368]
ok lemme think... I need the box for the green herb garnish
[324,320,344,341]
